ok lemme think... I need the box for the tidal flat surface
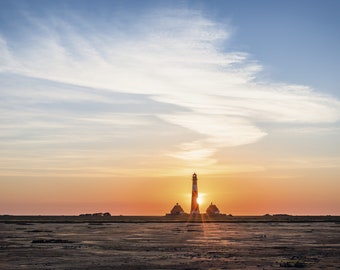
[1,222,340,269]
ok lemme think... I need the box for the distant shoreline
[1,215,340,223]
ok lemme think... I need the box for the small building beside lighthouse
[168,203,185,215]
[206,203,220,215]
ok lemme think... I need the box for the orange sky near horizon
[1,172,339,216]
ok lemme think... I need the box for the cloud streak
[1,8,340,166]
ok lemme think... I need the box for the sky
[1,0,340,215]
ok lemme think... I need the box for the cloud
[1,7,340,166]
[0,36,17,72]
[160,113,266,147]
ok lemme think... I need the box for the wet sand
[1,217,340,269]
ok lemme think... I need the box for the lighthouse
[190,173,200,214]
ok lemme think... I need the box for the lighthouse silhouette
[190,173,200,214]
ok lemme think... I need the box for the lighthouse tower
[190,173,200,214]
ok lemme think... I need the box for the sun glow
[196,195,203,205]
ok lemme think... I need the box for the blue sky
[201,0,340,96]
[1,1,339,96]
[1,0,340,214]
[2,0,339,94]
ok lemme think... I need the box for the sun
[196,195,203,205]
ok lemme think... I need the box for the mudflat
[1,216,340,269]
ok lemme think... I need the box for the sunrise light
[196,195,203,205]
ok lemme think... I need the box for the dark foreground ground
[1,216,340,269]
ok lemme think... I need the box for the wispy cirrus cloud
[1,8,339,168]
